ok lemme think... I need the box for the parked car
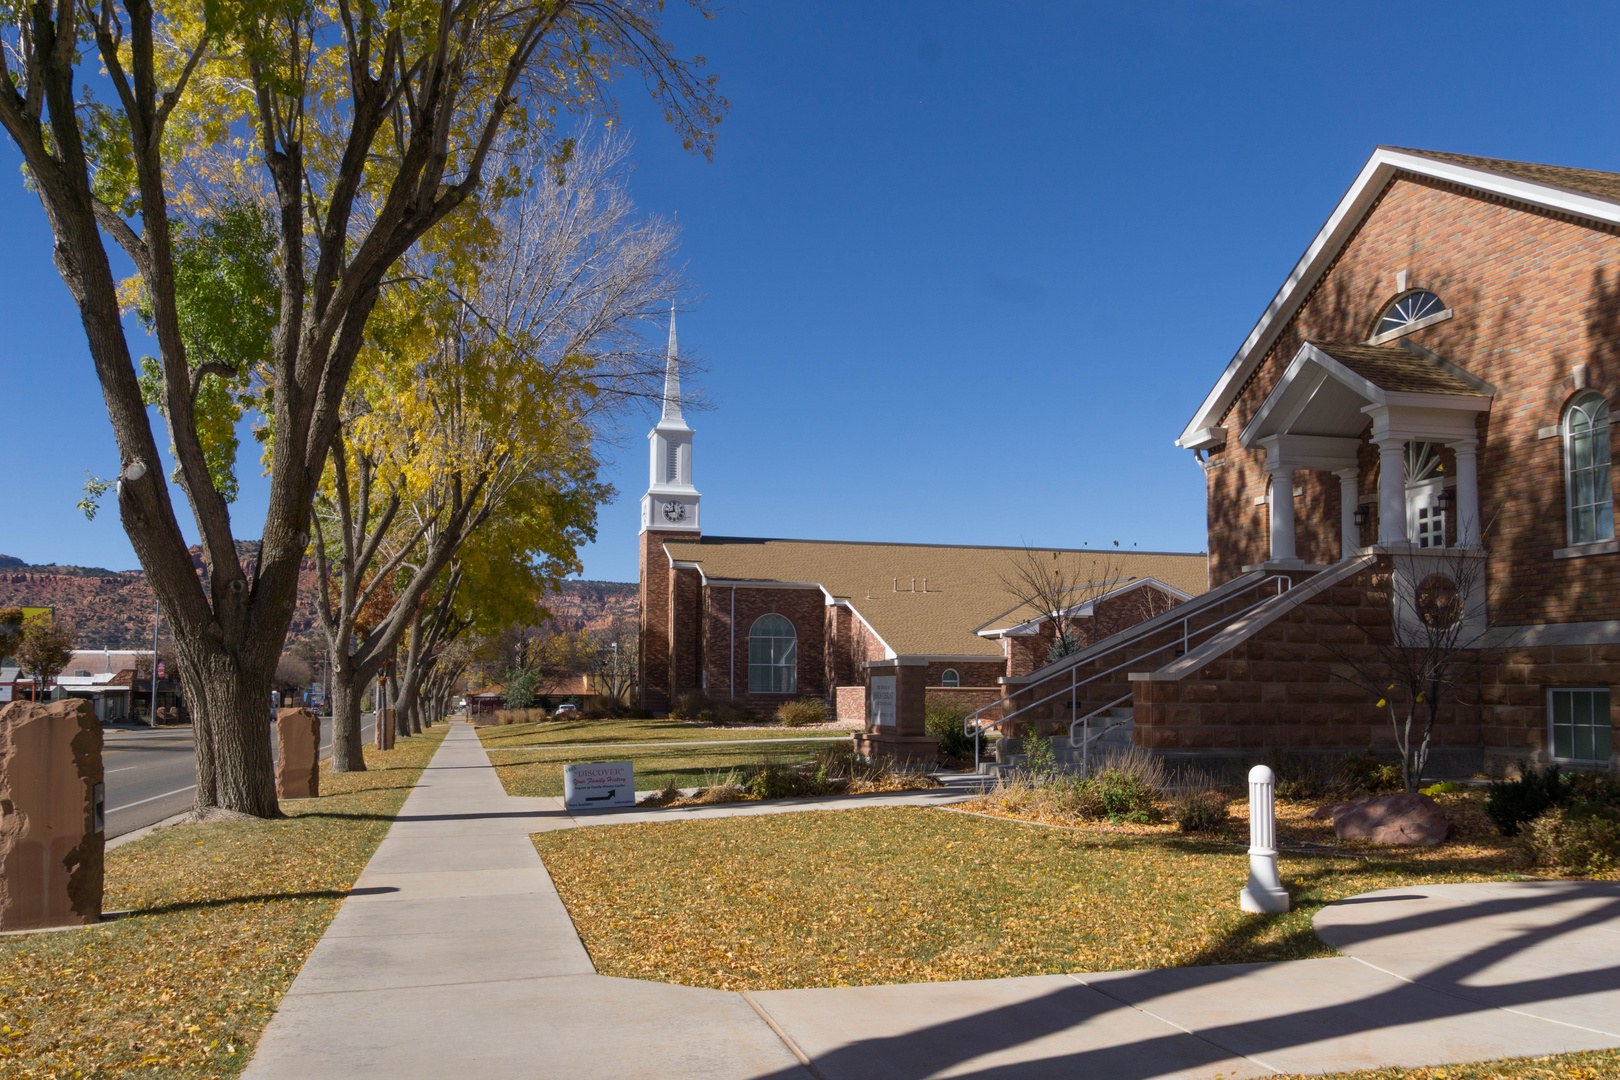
[555,703,579,715]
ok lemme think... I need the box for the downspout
[730,585,736,700]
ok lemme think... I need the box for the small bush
[1486,762,1574,837]
[1333,750,1405,796]
[1094,766,1160,820]
[1421,780,1458,797]
[1172,789,1230,834]
[698,699,758,726]
[670,690,710,721]
[746,762,809,800]
[1518,804,1620,873]
[777,698,830,727]
[1019,731,1060,778]
[925,700,975,759]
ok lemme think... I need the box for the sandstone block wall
[0,699,103,929]
[275,707,320,799]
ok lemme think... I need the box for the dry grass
[531,804,1521,992]
[0,726,447,1080]
[1274,1050,1620,1078]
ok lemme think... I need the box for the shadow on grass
[130,885,399,917]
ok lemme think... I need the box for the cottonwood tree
[315,130,672,768]
[0,0,723,814]
[16,613,76,701]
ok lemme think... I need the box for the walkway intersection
[241,723,1620,1080]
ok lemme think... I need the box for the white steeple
[641,306,700,533]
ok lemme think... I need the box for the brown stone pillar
[275,708,320,800]
[852,658,937,764]
[0,698,104,930]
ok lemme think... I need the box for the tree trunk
[390,667,409,740]
[179,643,280,816]
[329,651,368,772]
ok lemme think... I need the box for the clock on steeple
[640,307,700,534]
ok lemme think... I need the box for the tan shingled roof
[1309,341,1482,396]
[1388,147,1620,205]
[661,536,1209,658]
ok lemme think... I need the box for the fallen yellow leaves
[0,727,446,1080]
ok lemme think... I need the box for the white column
[1450,439,1480,547]
[1269,468,1296,562]
[1377,440,1408,545]
[1336,467,1360,560]
[1240,764,1289,913]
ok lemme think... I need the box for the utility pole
[150,597,160,727]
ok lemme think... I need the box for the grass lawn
[480,717,850,797]
[531,804,1523,992]
[0,725,447,1080]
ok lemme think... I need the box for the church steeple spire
[662,305,683,422]
[641,304,699,534]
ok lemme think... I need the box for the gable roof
[1179,146,1620,450]
[1307,341,1482,396]
[661,536,1209,658]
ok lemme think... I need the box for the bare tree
[997,544,1139,662]
[1314,549,1499,792]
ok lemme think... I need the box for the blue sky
[4,1,1620,583]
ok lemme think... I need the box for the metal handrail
[968,574,1294,770]
[1069,692,1132,779]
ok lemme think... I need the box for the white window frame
[1564,392,1614,546]
[1547,686,1613,765]
[747,613,797,694]
[940,668,960,688]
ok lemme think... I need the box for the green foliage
[669,690,709,721]
[1333,750,1406,796]
[0,607,23,664]
[76,472,113,520]
[924,699,974,758]
[134,198,280,504]
[1093,766,1162,821]
[1421,780,1459,796]
[745,762,807,800]
[16,612,75,686]
[502,666,549,710]
[700,700,758,726]
[1519,803,1620,874]
[776,698,829,727]
[1485,762,1575,837]
[1018,727,1059,778]
[1171,789,1230,834]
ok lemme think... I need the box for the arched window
[748,613,797,693]
[1565,392,1614,545]
[1371,289,1448,342]
[941,668,960,688]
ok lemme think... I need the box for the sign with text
[870,676,897,729]
[564,760,636,809]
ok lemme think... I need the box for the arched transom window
[1565,392,1614,545]
[941,668,960,688]
[1372,289,1448,342]
[748,613,797,694]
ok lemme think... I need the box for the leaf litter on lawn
[0,726,446,1080]
[532,805,1521,992]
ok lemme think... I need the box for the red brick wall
[637,531,688,712]
[925,661,1001,687]
[668,566,703,701]
[698,585,827,713]
[1206,173,1620,627]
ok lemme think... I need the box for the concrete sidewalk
[243,722,1620,1080]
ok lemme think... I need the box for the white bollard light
[1240,764,1290,914]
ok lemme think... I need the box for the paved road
[104,712,378,838]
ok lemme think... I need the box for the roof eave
[1178,146,1620,448]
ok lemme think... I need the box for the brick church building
[635,318,1208,722]
[990,147,1620,775]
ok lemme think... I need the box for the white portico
[1239,339,1494,563]
[641,309,702,534]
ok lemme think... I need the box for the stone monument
[0,698,104,930]
[275,707,320,800]
[852,658,937,764]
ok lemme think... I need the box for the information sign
[870,676,897,729]
[564,760,636,809]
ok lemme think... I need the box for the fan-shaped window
[941,668,960,688]
[1565,392,1614,545]
[748,614,797,694]
[1371,290,1448,342]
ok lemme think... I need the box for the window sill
[1553,540,1620,559]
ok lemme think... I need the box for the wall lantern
[1353,505,1371,528]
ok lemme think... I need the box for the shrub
[1519,804,1620,873]
[1172,789,1230,834]
[777,697,830,727]
[1094,766,1161,821]
[698,699,758,726]
[1486,762,1574,837]
[670,690,710,721]
[1019,730,1060,778]
[746,762,809,800]
[925,700,975,759]
[1420,780,1458,797]
[1334,750,1405,796]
